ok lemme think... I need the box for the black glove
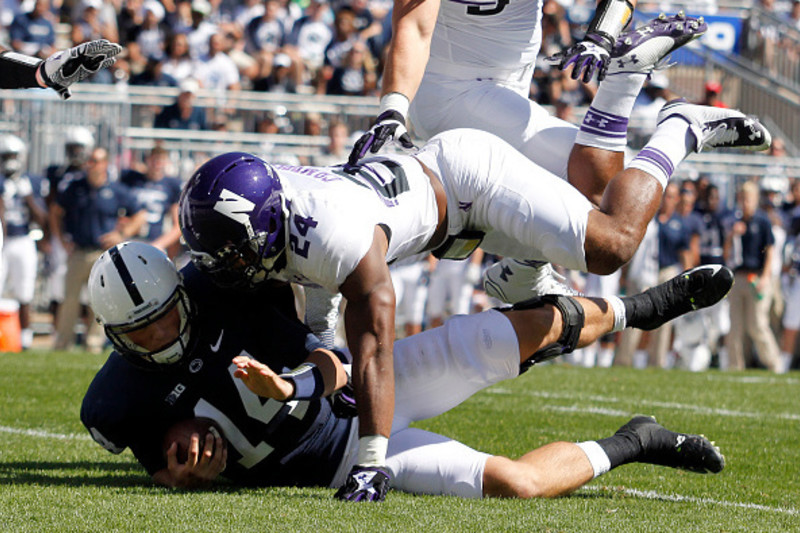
[547,37,611,83]
[329,381,357,418]
[348,110,415,166]
[39,39,122,100]
[334,465,391,502]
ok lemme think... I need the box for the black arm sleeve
[0,51,42,89]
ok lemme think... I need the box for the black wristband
[0,51,43,90]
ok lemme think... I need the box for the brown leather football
[161,417,225,463]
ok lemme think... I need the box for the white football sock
[576,73,647,152]
[627,117,692,189]
[576,441,612,478]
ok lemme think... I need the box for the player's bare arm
[339,226,395,440]
[232,348,348,400]
[348,0,440,164]
[334,226,395,501]
[383,0,440,102]
[154,431,227,489]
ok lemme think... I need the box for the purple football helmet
[179,152,285,288]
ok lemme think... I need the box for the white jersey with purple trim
[427,0,543,81]
[268,157,439,291]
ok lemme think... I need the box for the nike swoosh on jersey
[210,330,224,352]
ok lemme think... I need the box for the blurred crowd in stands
[2,0,800,373]
[1,0,393,97]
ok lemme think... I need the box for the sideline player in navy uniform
[0,134,47,349]
[42,126,96,323]
[82,242,730,497]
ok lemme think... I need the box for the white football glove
[39,39,123,100]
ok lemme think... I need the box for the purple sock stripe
[586,106,628,122]
[582,107,629,134]
[579,124,628,138]
[635,147,674,177]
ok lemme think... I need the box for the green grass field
[1,351,798,532]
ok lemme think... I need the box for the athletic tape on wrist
[279,363,324,400]
[379,92,410,118]
[356,435,389,467]
[607,295,627,332]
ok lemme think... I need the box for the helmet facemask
[189,194,287,289]
[104,285,195,369]
[0,152,22,177]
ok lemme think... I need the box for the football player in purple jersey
[179,100,768,500]
[83,242,728,498]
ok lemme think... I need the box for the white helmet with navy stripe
[0,134,26,177]
[89,241,195,369]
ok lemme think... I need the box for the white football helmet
[64,126,95,166]
[0,134,26,177]
[89,241,195,369]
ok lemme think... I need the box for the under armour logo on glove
[334,465,391,502]
[348,110,415,166]
[39,39,123,100]
[547,40,611,83]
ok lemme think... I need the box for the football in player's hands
[162,417,225,463]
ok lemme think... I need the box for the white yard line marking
[486,389,800,421]
[705,375,800,385]
[583,485,799,516]
[0,425,91,440]
[541,405,631,417]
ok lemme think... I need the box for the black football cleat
[615,415,725,474]
[623,264,734,331]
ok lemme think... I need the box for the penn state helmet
[89,242,195,370]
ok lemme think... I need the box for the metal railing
[3,85,798,190]
[738,5,800,92]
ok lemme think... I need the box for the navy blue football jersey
[120,171,182,241]
[0,173,45,236]
[81,264,352,487]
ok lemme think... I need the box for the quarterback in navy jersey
[82,242,731,498]
[82,259,350,488]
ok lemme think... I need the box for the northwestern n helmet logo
[214,189,256,238]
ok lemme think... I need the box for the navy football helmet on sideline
[179,152,286,288]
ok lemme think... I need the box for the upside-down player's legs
[410,75,579,181]
[415,129,594,272]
